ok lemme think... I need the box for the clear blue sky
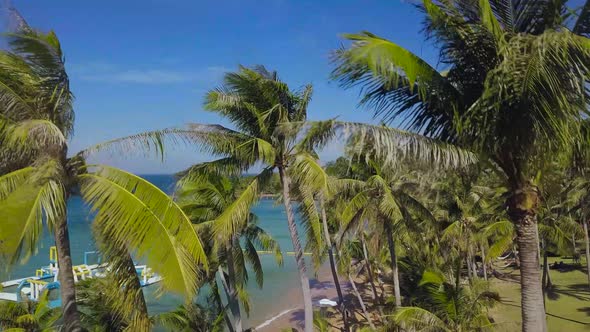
[10,0,438,174]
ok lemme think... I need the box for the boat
[0,247,162,308]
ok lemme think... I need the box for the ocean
[1,174,309,328]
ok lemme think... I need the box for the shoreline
[252,263,349,331]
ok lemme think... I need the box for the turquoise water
[1,175,307,327]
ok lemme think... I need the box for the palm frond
[90,236,151,331]
[4,119,66,152]
[393,306,450,332]
[293,120,477,169]
[332,32,462,140]
[4,30,74,136]
[243,239,264,288]
[479,0,506,44]
[0,167,34,199]
[573,0,590,37]
[211,168,273,242]
[176,157,249,186]
[0,166,65,264]
[468,30,590,159]
[78,125,251,162]
[79,165,207,297]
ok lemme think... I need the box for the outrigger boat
[0,246,162,308]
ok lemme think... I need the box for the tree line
[1,1,590,331]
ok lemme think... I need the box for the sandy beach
[254,263,350,331]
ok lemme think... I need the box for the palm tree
[431,171,499,281]
[333,1,590,330]
[340,157,434,310]
[571,179,590,287]
[392,270,499,331]
[0,290,61,331]
[336,238,376,329]
[76,278,134,332]
[325,156,386,307]
[176,172,282,332]
[0,13,208,330]
[536,168,582,291]
[156,302,224,332]
[178,65,322,331]
[291,152,369,330]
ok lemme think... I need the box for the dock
[1,264,100,288]
[0,293,17,301]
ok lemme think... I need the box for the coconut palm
[392,270,499,332]
[0,14,208,330]
[0,290,61,331]
[333,1,590,329]
[325,157,387,307]
[290,152,370,330]
[569,178,590,288]
[431,171,500,280]
[175,65,324,331]
[175,172,282,332]
[336,237,376,329]
[76,277,135,332]
[339,157,435,310]
[536,167,583,290]
[156,302,224,332]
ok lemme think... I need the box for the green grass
[490,257,590,331]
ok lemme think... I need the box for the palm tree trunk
[384,222,401,308]
[541,246,549,290]
[468,247,477,279]
[54,211,83,332]
[455,257,462,291]
[472,256,478,278]
[518,220,546,332]
[222,240,243,332]
[348,274,375,330]
[545,253,552,288]
[536,225,542,267]
[319,196,348,331]
[508,186,547,332]
[481,242,488,281]
[583,220,590,288]
[218,266,241,332]
[573,233,578,264]
[466,256,473,280]
[361,234,380,303]
[278,167,313,332]
[211,280,235,332]
[514,244,520,268]
[121,254,151,331]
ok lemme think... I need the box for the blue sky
[10,0,438,173]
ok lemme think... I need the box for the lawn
[490,257,590,331]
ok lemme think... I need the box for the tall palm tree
[431,171,499,280]
[0,14,208,330]
[536,167,583,290]
[333,1,590,330]
[340,157,434,309]
[179,66,322,331]
[570,178,590,288]
[336,237,376,329]
[290,152,369,331]
[175,172,282,332]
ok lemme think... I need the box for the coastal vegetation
[1,1,590,332]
